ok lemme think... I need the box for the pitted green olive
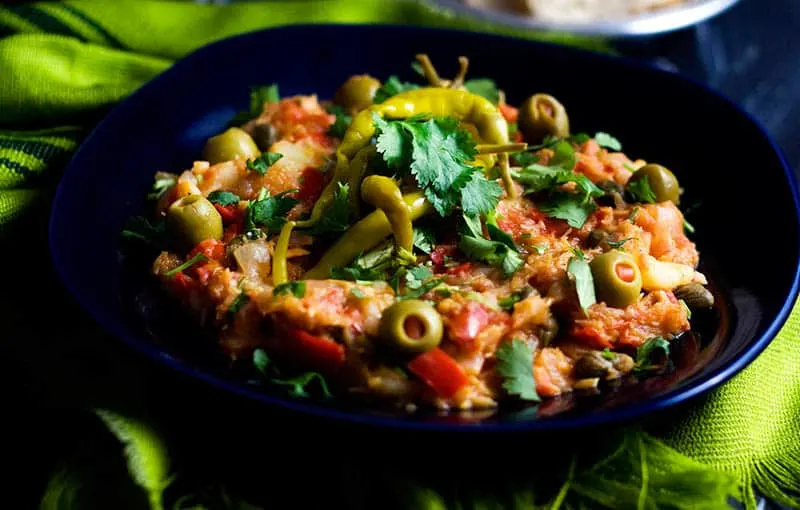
[590,250,642,308]
[202,127,260,164]
[334,75,381,112]
[518,93,570,143]
[627,164,680,204]
[166,195,223,248]
[378,299,443,355]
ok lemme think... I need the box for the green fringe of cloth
[0,2,798,509]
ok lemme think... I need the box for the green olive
[518,93,570,143]
[626,164,680,204]
[574,351,613,378]
[202,127,260,164]
[590,250,642,308]
[166,195,223,248]
[334,74,381,112]
[674,283,714,309]
[378,299,443,355]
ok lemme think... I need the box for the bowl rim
[49,23,800,432]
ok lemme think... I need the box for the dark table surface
[4,0,799,508]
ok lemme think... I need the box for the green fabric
[1,2,798,509]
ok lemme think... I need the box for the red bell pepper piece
[189,238,226,261]
[287,327,345,372]
[408,348,469,398]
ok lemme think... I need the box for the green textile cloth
[2,2,798,509]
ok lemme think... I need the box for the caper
[586,230,609,249]
[674,283,714,309]
[574,351,613,378]
[596,180,626,208]
[537,315,560,346]
[378,300,443,355]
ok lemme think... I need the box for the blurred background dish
[429,0,742,36]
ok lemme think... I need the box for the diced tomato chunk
[214,203,240,223]
[448,301,491,346]
[498,103,519,123]
[189,239,226,261]
[408,348,469,398]
[287,327,345,372]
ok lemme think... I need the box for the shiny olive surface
[166,195,223,248]
[518,93,570,143]
[378,299,443,355]
[334,75,381,112]
[202,127,260,164]
[627,164,681,204]
[590,250,643,308]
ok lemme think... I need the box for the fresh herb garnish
[329,243,398,281]
[373,114,502,217]
[531,245,547,255]
[594,132,622,151]
[496,339,540,402]
[228,292,250,314]
[459,214,523,276]
[272,371,332,398]
[305,183,351,236]
[539,192,597,229]
[498,288,532,312]
[373,76,420,103]
[351,287,366,299]
[273,281,306,299]
[147,174,177,201]
[601,348,616,360]
[246,152,283,175]
[245,189,299,233]
[252,348,332,398]
[164,253,207,277]
[230,84,279,125]
[327,104,352,138]
[412,226,436,254]
[120,216,166,247]
[207,190,241,207]
[683,218,696,234]
[393,265,443,300]
[634,337,670,372]
[567,255,596,313]
[626,175,657,203]
[629,207,640,222]
[463,78,500,104]
[606,237,631,249]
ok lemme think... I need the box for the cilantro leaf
[511,151,539,167]
[496,339,540,401]
[164,253,207,277]
[207,190,240,206]
[231,84,280,125]
[626,175,657,203]
[459,214,523,277]
[683,218,696,234]
[485,211,517,250]
[272,371,332,398]
[594,132,622,151]
[634,337,670,372]
[247,152,283,175]
[531,245,547,255]
[373,115,499,217]
[412,226,436,254]
[539,192,597,228]
[567,256,596,312]
[147,174,177,201]
[351,287,366,299]
[327,104,352,138]
[330,243,396,281]
[245,189,299,232]
[228,292,250,314]
[306,183,351,236]
[253,348,270,374]
[120,216,166,247]
[273,281,306,299]
[460,172,503,217]
[464,78,500,104]
[398,277,443,300]
[373,76,419,103]
[606,237,631,249]
[498,288,532,311]
[601,348,616,360]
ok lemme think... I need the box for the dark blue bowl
[49,24,800,432]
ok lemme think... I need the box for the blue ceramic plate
[49,25,800,431]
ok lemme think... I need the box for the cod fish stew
[122,54,714,412]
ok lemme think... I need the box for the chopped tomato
[287,327,345,372]
[169,271,195,295]
[189,239,226,261]
[214,203,240,223]
[570,325,613,349]
[498,103,519,123]
[447,262,474,277]
[408,348,469,398]
[430,245,457,267]
[223,223,241,243]
[296,167,326,203]
[447,301,491,346]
